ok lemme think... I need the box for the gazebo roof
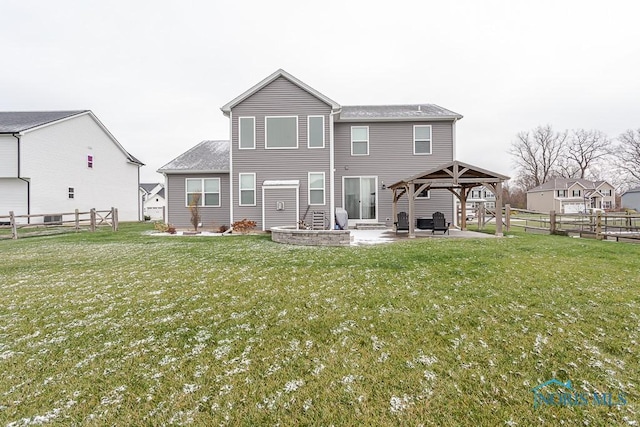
[388,160,510,189]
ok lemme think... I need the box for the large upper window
[186,178,220,207]
[239,117,255,149]
[557,190,567,197]
[308,172,325,205]
[351,126,369,155]
[572,189,581,197]
[239,173,256,206]
[266,116,298,149]
[308,116,324,148]
[414,125,432,155]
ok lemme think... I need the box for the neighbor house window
[572,189,581,197]
[471,190,481,199]
[415,185,430,199]
[87,155,93,168]
[266,116,298,149]
[351,126,369,155]
[602,189,612,196]
[308,172,325,205]
[557,190,567,197]
[68,187,74,199]
[603,200,612,209]
[413,125,432,155]
[239,173,256,206]
[308,116,325,148]
[239,117,255,149]
[186,178,220,207]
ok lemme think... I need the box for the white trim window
[351,126,369,155]
[572,189,581,197]
[239,173,256,206]
[307,115,325,148]
[308,172,325,205]
[414,125,432,155]
[238,117,255,149]
[186,178,221,207]
[415,185,430,199]
[266,116,298,149]
[557,190,567,197]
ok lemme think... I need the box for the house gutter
[13,133,31,223]
[329,107,341,230]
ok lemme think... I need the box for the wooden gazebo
[388,160,510,238]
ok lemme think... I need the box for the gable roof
[158,140,230,174]
[140,183,165,199]
[0,111,88,133]
[528,178,608,193]
[0,110,143,166]
[388,160,509,190]
[221,69,340,115]
[338,104,463,121]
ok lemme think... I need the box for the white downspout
[329,108,341,230]
[229,111,234,226]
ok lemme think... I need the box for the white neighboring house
[0,111,143,223]
[140,183,166,220]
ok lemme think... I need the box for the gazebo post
[495,181,503,237]
[408,182,415,238]
[392,188,398,232]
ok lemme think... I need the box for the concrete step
[355,223,389,230]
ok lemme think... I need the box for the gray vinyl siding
[263,187,298,229]
[231,76,332,230]
[166,173,230,229]
[334,121,456,225]
[622,192,640,211]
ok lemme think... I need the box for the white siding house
[0,111,143,222]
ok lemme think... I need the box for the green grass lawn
[1,223,638,425]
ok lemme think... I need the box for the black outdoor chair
[432,211,450,234]
[395,211,409,235]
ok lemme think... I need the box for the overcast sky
[2,0,639,183]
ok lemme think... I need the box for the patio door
[344,177,377,224]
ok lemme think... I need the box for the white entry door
[344,177,377,224]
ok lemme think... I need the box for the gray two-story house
[159,69,462,231]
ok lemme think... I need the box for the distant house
[158,140,230,229]
[159,69,464,230]
[140,183,166,220]
[467,185,496,210]
[0,110,143,222]
[621,187,640,211]
[527,178,616,213]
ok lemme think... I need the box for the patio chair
[432,211,450,234]
[395,211,409,235]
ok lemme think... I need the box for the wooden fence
[504,207,640,242]
[0,208,119,240]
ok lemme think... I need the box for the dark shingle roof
[528,178,607,192]
[338,104,462,121]
[0,111,88,133]
[158,140,230,173]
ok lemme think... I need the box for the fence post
[10,211,17,240]
[505,204,511,231]
[112,207,118,232]
[550,210,556,234]
[478,205,485,230]
[90,208,96,232]
[596,211,603,240]
[75,209,80,231]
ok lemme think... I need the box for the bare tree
[510,125,567,189]
[558,129,611,179]
[614,129,640,186]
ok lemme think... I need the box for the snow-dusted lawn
[0,223,638,425]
